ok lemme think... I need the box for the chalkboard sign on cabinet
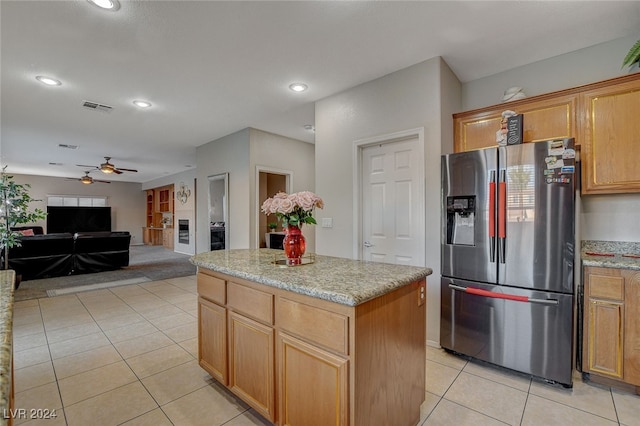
[507,114,523,145]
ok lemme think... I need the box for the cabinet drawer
[227,282,274,325]
[277,297,348,355]
[589,274,624,301]
[197,272,226,304]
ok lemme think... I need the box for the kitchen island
[0,271,15,426]
[190,249,432,426]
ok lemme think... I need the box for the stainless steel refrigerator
[440,138,576,387]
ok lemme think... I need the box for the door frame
[208,172,229,251]
[352,127,425,263]
[254,165,293,249]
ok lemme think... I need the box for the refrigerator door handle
[448,284,559,305]
[498,169,507,264]
[489,170,496,263]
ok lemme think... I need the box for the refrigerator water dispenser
[446,196,475,246]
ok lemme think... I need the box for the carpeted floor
[14,245,197,301]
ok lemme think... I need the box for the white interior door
[361,135,424,266]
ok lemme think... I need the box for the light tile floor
[11,275,640,426]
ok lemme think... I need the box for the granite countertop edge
[190,250,432,307]
[0,270,15,426]
[581,240,640,271]
[581,256,640,271]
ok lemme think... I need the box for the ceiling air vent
[82,100,113,113]
[58,144,78,150]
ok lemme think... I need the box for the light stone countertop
[190,249,432,306]
[581,240,640,271]
[0,270,15,426]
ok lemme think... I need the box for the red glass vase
[283,225,306,265]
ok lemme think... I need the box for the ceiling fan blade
[94,179,111,184]
[112,169,123,174]
[76,164,98,168]
[115,167,138,173]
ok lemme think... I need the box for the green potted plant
[268,222,278,232]
[622,38,640,69]
[0,167,47,272]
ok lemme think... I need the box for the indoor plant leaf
[1,167,47,270]
[622,38,640,68]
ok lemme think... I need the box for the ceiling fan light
[81,176,93,184]
[100,166,114,174]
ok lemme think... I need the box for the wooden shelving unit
[146,190,154,227]
[143,184,174,248]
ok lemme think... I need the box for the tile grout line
[39,295,71,426]
[12,276,200,425]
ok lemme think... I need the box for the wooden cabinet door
[583,267,625,379]
[453,94,576,152]
[623,270,640,385]
[278,332,348,426]
[228,311,275,422]
[587,299,624,379]
[198,297,227,385]
[580,77,640,194]
[162,229,174,250]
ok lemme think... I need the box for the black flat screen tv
[46,206,112,234]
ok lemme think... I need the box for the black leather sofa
[6,230,131,281]
[7,233,75,281]
[73,231,131,274]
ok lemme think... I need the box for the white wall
[12,173,145,244]
[462,34,640,111]
[315,57,461,345]
[249,128,316,251]
[195,128,314,253]
[196,128,251,253]
[462,34,640,242]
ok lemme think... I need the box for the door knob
[363,241,374,248]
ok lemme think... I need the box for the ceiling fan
[76,157,138,175]
[67,171,111,185]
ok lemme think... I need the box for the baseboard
[46,276,152,297]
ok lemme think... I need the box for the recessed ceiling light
[133,100,152,108]
[36,76,61,86]
[87,0,120,11]
[289,83,308,92]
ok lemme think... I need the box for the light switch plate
[321,217,333,228]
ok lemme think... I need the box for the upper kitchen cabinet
[580,75,640,194]
[453,93,577,152]
[454,73,640,194]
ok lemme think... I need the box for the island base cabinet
[353,279,426,426]
[197,269,427,425]
[278,332,348,426]
[198,297,227,385]
[228,311,275,422]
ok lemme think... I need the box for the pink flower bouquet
[261,191,324,227]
